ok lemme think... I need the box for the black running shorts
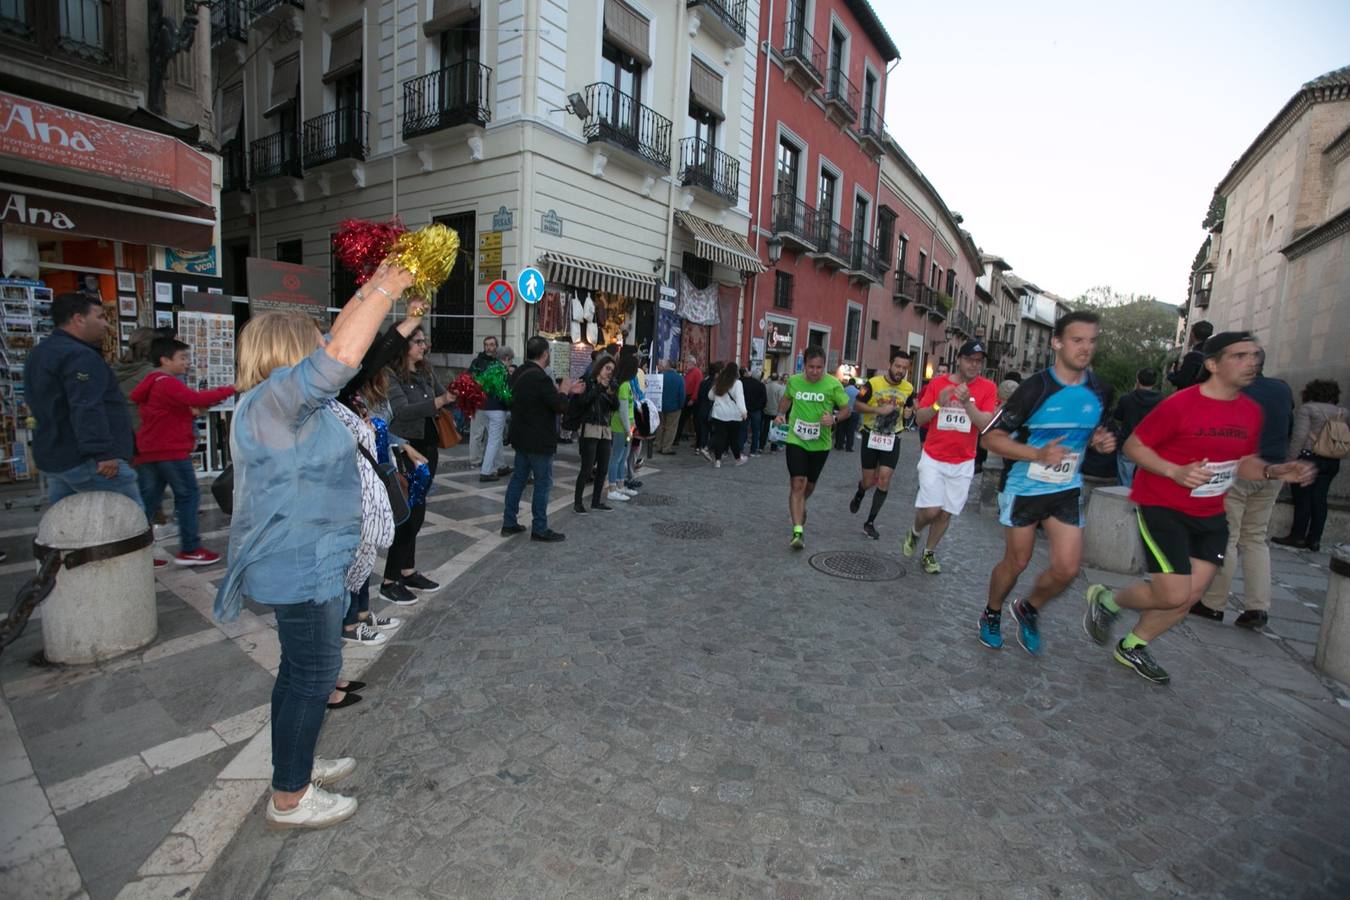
[858,430,901,471]
[785,443,829,483]
[1136,505,1228,576]
[997,488,1083,528]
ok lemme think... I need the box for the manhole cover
[808,551,906,581]
[631,492,677,507]
[650,521,723,540]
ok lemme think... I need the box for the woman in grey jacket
[380,326,456,603]
[1275,379,1347,552]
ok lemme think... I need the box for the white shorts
[915,452,975,516]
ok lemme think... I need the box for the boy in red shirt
[1083,333,1314,684]
[130,338,235,566]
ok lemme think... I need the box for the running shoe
[790,531,804,551]
[979,611,1003,649]
[606,490,630,502]
[920,550,940,574]
[849,493,863,515]
[1083,584,1119,645]
[714,460,722,469]
[1114,640,1170,684]
[862,522,879,540]
[1010,598,1040,655]
[174,548,221,567]
[735,456,749,467]
[902,529,919,558]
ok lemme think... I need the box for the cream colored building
[214,0,762,366]
[1191,64,1350,399]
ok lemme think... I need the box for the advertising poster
[177,311,236,408]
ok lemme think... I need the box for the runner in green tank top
[771,346,852,550]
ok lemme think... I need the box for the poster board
[644,371,663,410]
[569,344,594,381]
[176,311,236,409]
[245,257,328,322]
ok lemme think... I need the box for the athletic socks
[793,525,804,536]
[1122,631,1147,650]
[865,488,888,523]
[853,484,867,503]
[1098,589,1122,614]
[984,606,1001,619]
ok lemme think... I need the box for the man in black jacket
[500,337,580,541]
[1113,367,1163,486]
[1167,321,1212,390]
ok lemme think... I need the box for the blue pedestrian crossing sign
[517,266,545,304]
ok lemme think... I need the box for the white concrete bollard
[36,491,157,664]
[1082,485,1145,574]
[1315,545,1350,685]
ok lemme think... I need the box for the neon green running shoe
[902,529,919,557]
[920,550,940,574]
[790,531,804,551]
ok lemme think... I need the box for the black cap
[1202,331,1256,358]
[957,340,986,358]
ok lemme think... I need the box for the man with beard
[849,350,914,539]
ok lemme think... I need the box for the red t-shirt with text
[1129,386,1262,517]
[916,375,998,464]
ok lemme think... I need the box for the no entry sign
[485,279,515,317]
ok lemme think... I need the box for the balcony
[950,308,974,339]
[679,138,739,204]
[250,130,301,182]
[928,291,953,323]
[893,271,915,305]
[1193,287,1211,309]
[781,16,825,92]
[771,193,819,252]
[823,68,859,125]
[687,0,747,48]
[809,220,852,269]
[222,139,248,193]
[302,108,368,168]
[581,82,672,171]
[402,61,492,140]
[211,0,250,47]
[858,107,886,156]
[847,239,885,285]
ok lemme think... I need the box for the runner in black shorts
[1083,333,1314,684]
[773,347,851,550]
[849,350,914,540]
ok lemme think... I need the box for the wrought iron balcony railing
[858,107,886,149]
[687,0,747,44]
[303,108,368,167]
[824,68,859,121]
[679,138,738,204]
[814,219,852,265]
[770,193,818,250]
[581,82,672,170]
[249,130,301,181]
[222,139,248,192]
[211,0,250,46]
[781,15,825,86]
[849,239,885,282]
[1193,287,1211,308]
[402,61,492,138]
[893,270,914,301]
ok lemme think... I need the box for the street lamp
[766,234,783,264]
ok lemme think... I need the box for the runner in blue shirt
[976,311,1117,654]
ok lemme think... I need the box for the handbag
[358,444,410,526]
[1312,409,1350,460]
[434,408,461,448]
[211,465,233,516]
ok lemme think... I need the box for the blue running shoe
[1011,598,1041,655]
[979,611,1003,649]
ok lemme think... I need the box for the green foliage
[1202,195,1226,231]
[1072,286,1181,396]
[934,292,954,312]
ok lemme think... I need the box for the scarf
[326,399,395,591]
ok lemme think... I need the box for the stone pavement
[4,437,1350,898]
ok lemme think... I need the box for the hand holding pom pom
[389,223,460,298]
[451,372,486,418]
[334,219,407,286]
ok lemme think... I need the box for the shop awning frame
[675,212,766,274]
[541,250,659,301]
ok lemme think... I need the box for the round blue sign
[517,266,545,304]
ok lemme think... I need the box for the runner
[1083,332,1315,684]
[773,346,851,551]
[977,312,1117,653]
[849,350,914,540]
[902,341,998,573]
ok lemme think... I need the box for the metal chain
[0,552,62,655]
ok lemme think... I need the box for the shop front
[671,212,763,368]
[534,250,659,377]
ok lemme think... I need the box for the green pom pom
[475,361,513,404]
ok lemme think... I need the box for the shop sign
[245,257,328,322]
[478,231,503,286]
[492,206,514,231]
[766,320,794,351]
[540,209,563,237]
[0,188,214,249]
[0,91,213,206]
[166,247,218,276]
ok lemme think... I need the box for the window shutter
[266,54,300,116]
[604,0,651,66]
[218,81,245,143]
[323,26,362,84]
[423,0,479,36]
[689,58,723,119]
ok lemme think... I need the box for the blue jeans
[46,459,143,509]
[137,459,201,552]
[271,598,345,791]
[749,410,767,453]
[608,433,629,484]
[1117,456,1137,488]
[344,580,369,629]
[503,450,554,534]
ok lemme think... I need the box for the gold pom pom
[389,223,460,298]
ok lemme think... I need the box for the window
[829,27,845,79]
[818,170,837,222]
[276,239,303,264]
[809,328,828,351]
[2,0,119,70]
[776,138,801,197]
[773,271,793,309]
[946,269,956,296]
[897,236,908,274]
[852,196,868,244]
[862,70,877,126]
[683,252,712,290]
[876,208,895,264]
[602,40,643,102]
[870,319,879,340]
[931,262,939,288]
[688,102,718,149]
[917,250,927,286]
[331,233,360,309]
[844,306,861,362]
[440,17,480,66]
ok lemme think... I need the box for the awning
[604,0,651,66]
[0,179,216,250]
[542,250,658,301]
[675,212,765,274]
[323,26,363,84]
[423,0,480,35]
[266,54,300,116]
[218,82,244,144]
[690,58,724,119]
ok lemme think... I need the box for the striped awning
[676,212,766,274]
[541,251,659,301]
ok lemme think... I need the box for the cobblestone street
[182,438,1350,899]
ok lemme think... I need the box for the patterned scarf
[325,400,395,591]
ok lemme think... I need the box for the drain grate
[808,551,906,581]
[650,521,723,540]
[631,492,677,507]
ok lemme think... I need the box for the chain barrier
[0,552,62,655]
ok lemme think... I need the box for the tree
[1072,287,1182,396]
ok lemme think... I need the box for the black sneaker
[379,581,419,605]
[500,524,527,537]
[1113,640,1170,684]
[1188,601,1224,622]
[572,502,589,514]
[1234,610,1269,630]
[402,571,439,591]
[849,493,863,515]
[862,522,879,540]
[625,479,644,489]
[1083,584,1119,646]
[531,530,566,542]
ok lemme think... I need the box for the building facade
[216,0,763,368]
[975,253,1021,379]
[742,0,898,377]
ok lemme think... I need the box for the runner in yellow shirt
[849,350,915,539]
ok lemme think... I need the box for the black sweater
[508,361,567,454]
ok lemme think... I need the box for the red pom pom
[333,218,407,286]
[452,373,486,418]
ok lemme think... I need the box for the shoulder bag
[358,443,410,526]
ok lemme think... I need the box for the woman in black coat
[574,354,619,512]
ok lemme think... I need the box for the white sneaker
[311,757,356,786]
[735,456,749,467]
[714,459,722,469]
[607,490,630,502]
[341,623,387,645]
[366,612,402,631]
[617,487,636,497]
[153,523,179,542]
[265,783,358,830]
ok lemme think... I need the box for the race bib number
[793,419,821,441]
[1191,460,1238,498]
[867,431,896,452]
[936,408,970,432]
[768,422,789,444]
[1027,452,1081,485]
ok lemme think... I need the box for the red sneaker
[174,548,221,567]
[153,558,168,570]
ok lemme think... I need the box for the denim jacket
[214,348,361,622]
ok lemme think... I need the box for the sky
[875,0,1350,305]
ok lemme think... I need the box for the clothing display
[678,272,719,326]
